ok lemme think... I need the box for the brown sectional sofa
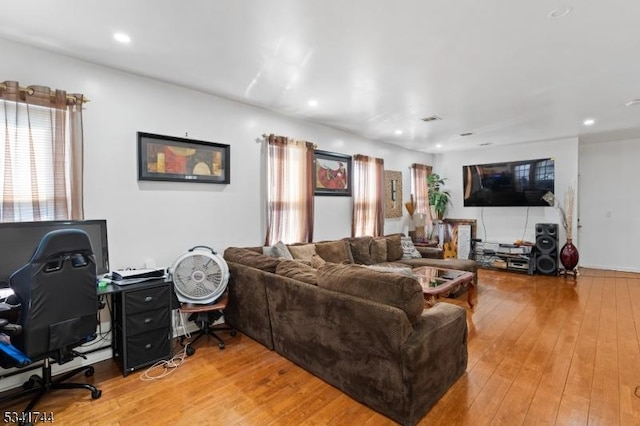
[223,235,475,425]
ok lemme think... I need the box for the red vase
[560,238,579,271]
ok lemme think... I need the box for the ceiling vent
[479,142,493,146]
[420,115,441,122]
[460,132,474,137]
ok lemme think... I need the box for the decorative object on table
[384,170,403,218]
[427,173,451,220]
[313,150,352,196]
[404,194,418,236]
[542,182,578,277]
[138,132,230,184]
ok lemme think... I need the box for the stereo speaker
[535,223,558,275]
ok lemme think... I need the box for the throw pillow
[315,240,354,264]
[287,243,317,261]
[385,233,404,261]
[272,241,294,260]
[310,254,327,268]
[370,237,388,264]
[366,264,414,277]
[262,245,277,257]
[401,236,422,259]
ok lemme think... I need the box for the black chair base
[180,312,237,355]
[0,358,101,423]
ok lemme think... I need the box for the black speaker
[535,223,558,275]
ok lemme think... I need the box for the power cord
[481,207,488,241]
[521,206,530,242]
[139,346,188,381]
[139,310,193,381]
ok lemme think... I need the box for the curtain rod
[0,83,89,103]
[261,133,318,149]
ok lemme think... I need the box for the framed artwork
[384,170,403,218]
[137,132,230,184]
[313,150,352,196]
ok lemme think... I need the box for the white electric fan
[170,246,229,304]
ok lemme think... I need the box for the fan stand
[179,294,236,355]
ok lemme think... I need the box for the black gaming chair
[0,229,102,416]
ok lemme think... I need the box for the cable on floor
[481,207,488,241]
[139,345,188,381]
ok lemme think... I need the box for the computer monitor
[0,219,110,287]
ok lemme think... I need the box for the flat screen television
[463,158,554,207]
[0,219,109,287]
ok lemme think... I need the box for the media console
[472,241,534,274]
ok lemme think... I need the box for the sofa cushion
[223,247,282,273]
[317,263,424,325]
[370,237,388,264]
[275,260,318,285]
[287,243,317,261]
[315,240,353,264]
[310,254,327,268]
[385,234,404,262]
[346,236,374,265]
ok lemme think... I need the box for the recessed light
[308,99,318,107]
[394,129,403,135]
[435,144,442,148]
[624,98,640,107]
[583,118,595,126]
[548,7,573,18]
[113,32,131,44]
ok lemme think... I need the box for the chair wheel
[230,329,237,337]
[91,389,102,399]
[85,366,95,377]
[186,345,196,356]
[218,342,225,350]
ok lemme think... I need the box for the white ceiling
[1,0,639,152]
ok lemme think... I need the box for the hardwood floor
[3,268,640,425]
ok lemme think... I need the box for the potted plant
[427,173,451,220]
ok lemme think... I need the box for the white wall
[0,38,431,270]
[434,138,579,245]
[579,138,640,272]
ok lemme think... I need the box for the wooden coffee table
[412,266,475,308]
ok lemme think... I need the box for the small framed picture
[313,150,352,196]
[137,132,230,184]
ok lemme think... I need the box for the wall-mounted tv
[463,158,555,207]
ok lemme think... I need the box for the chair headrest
[31,229,93,262]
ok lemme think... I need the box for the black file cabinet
[112,280,173,376]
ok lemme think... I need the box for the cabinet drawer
[124,285,170,314]
[126,308,170,336]
[125,328,171,369]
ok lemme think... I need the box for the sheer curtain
[0,81,84,222]
[410,163,432,222]
[264,134,314,245]
[352,154,384,237]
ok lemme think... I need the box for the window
[410,163,432,217]
[352,155,384,237]
[264,134,314,245]
[0,81,84,222]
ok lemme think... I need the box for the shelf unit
[473,241,533,274]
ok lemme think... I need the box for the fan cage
[171,248,229,304]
